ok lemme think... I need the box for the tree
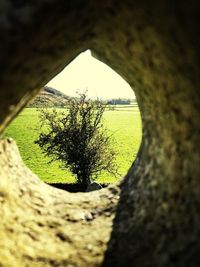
[35,92,118,190]
[107,98,131,105]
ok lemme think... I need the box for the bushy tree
[35,92,118,190]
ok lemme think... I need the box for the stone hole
[3,49,142,193]
[0,1,199,267]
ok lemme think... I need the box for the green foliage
[107,98,131,105]
[4,106,142,183]
[35,93,118,189]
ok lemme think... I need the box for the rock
[0,1,199,266]
[0,139,120,267]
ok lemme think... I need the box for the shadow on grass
[46,182,109,193]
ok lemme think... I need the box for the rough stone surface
[0,139,120,266]
[0,1,200,266]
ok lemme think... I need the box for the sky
[47,50,135,100]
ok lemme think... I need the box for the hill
[27,86,69,107]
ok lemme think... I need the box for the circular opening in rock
[3,50,142,193]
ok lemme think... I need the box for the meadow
[4,106,142,183]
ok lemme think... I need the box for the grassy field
[3,107,142,183]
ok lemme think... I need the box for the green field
[4,107,142,183]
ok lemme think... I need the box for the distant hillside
[28,86,69,107]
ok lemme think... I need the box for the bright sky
[47,50,135,100]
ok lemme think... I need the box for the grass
[3,107,142,183]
